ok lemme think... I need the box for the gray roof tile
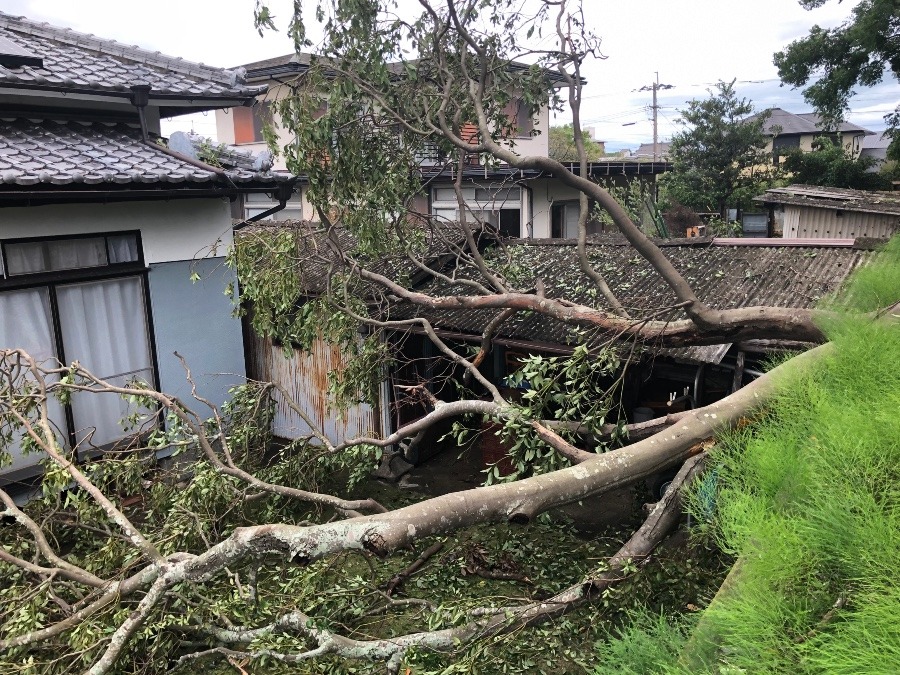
[747,107,872,136]
[0,117,288,187]
[0,12,264,100]
[755,184,900,216]
[387,238,877,361]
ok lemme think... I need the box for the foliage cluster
[664,80,780,218]
[548,124,606,162]
[775,0,900,160]
[781,136,892,190]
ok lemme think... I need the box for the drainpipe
[232,181,295,231]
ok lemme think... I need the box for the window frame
[0,231,161,453]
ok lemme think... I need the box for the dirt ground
[400,439,643,533]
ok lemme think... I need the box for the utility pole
[639,73,673,160]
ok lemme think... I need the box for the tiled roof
[0,117,283,187]
[746,108,872,136]
[386,237,877,362]
[634,142,670,158]
[0,12,264,101]
[755,184,900,216]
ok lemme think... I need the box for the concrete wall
[0,198,234,264]
[529,175,646,238]
[148,258,246,408]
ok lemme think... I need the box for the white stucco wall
[0,198,234,264]
[507,104,550,159]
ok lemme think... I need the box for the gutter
[232,181,295,231]
[130,85,236,184]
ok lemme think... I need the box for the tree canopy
[775,0,900,159]
[548,123,606,161]
[781,136,892,190]
[664,80,778,218]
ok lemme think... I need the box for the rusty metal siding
[247,331,379,444]
[786,205,899,239]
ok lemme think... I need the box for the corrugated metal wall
[786,206,899,239]
[247,332,379,444]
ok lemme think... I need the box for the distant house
[213,54,671,239]
[0,12,289,484]
[860,131,892,171]
[746,108,873,162]
[634,142,670,160]
[754,185,900,239]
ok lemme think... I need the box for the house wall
[507,104,550,158]
[765,132,866,159]
[0,197,245,407]
[215,83,555,172]
[246,332,379,444]
[529,175,645,238]
[216,82,296,172]
[784,205,900,239]
[147,258,246,410]
[0,199,234,264]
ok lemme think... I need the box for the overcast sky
[4,0,896,150]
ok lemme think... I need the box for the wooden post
[731,350,746,393]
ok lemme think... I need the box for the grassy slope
[595,237,900,674]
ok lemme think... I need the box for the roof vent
[0,35,44,68]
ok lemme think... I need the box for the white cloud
[8,0,894,149]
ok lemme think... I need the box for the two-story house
[747,107,873,162]
[0,12,289,485]
[214,53,670,239]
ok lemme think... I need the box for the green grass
[680,237,900,673]
[592,236,900,674]
[593,608,694,675]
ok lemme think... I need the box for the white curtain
[107,235,139,264]
[5,238,108,276]
[5,242,49,275]
[0,288,66,474]
[57,277,154,449]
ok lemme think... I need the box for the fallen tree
[1,1,893,672]
[0,343,820,673]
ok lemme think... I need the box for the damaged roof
[0,117,288,189]
[755,184,900,216]
[387,237,879,363]
[0,11,263,104]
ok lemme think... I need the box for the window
[772,135,800,164]
[505,99,534,138]
[233,101,273,144]
[430,185,522,236]
[0,233,156,477]
[2,233,139,277]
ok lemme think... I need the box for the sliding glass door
[57,277,155,448]
[0,232,156,480]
